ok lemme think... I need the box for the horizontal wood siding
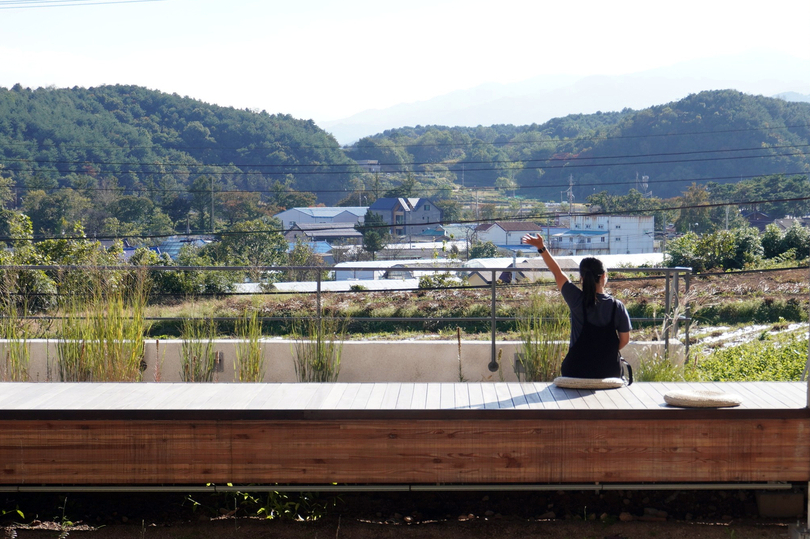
[2,417,808,485]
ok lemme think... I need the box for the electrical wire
[3,142,808,169]
[1,193,809,243]
[2,122,809,150]
[0,170,808,197]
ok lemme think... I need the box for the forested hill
[0,84,357,212]
[346,90,810,200]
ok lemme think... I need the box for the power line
[2,122,809,150]
[2,193,809,243]
[2,149,808,182]
[1,168,807,198]
[2,142,809,170]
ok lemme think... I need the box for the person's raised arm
[521,233,569,291]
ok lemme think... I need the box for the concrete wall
[1,339,683,383]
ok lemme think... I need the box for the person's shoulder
[562,281,577,292]
[561,281,581,304]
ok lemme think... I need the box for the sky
[2,0,809,123]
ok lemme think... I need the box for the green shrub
[696,297,807,325]
[693,331,807,381]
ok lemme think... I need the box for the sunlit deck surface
[0,381,806,417]
[2,382,809,486]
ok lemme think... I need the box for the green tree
[190,175,217,232]
[469,240,499,259]
[0,165,16,208]
[203,218,287,269]
[23,188,92,235]
[270,180,317,210]
[284,236,327,282]
[434,198,461,222]
[355,210,389,260]
[781,223,810,260]
[665,232,700,271]
[675,183,712,233]
[384,175,420,198]
[761,223,784,259]
[495,177,518,197]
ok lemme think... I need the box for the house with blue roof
[150,236,212,260]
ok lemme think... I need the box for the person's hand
[521,233,545,251]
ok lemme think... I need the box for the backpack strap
[621,356,634,386]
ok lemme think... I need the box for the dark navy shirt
[561,281,632,346]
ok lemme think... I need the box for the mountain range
[322,51,810,145]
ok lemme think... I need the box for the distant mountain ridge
[345,90,810,201]
[323,51,810,145]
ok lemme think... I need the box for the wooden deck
[1,382,808,486]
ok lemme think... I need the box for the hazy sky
[2,0,809,122]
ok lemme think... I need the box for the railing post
[806,263,810,407]
[489,269,498,372]
[317,271,322,352]
[663,269,672,357]
[672,269,680,341]
[684,271,692,362]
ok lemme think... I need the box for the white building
[474,222,544,246]
[550,215,654,255]
[274,207,367,232]
[333,259,459,281]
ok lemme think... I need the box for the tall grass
[515,292,569,382]
[0,272,31,381]
[57,270,150,382]
[291,315,348,382]
[633,351,685,382]
[179,316,218,382]
[235,309,265,382]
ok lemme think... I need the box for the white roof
[268,279,422,293]
[463,257,528,269]
[277,207,367,218]
[565,253,665,268]
[334,258,458,269]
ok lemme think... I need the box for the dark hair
[579,257,605,308]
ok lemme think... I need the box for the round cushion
[664,389,742,408]
[553,376,625,389]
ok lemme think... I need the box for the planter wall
[2,339,683,383]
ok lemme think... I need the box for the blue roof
[369,198,400,210]
[153,236,209,259]
[287,241,332,254]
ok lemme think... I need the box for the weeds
[56,269,149,382]
[515,291,569,382]
[634,351,684,382]
[291,315,348,382]
[180,316,218,382]
[234,308,265,382]
[0,273,31,381]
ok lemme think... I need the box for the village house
[368,197,442,237]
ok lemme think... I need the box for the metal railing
[0,264,694,370]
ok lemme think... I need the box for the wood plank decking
[1,382,808,486]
